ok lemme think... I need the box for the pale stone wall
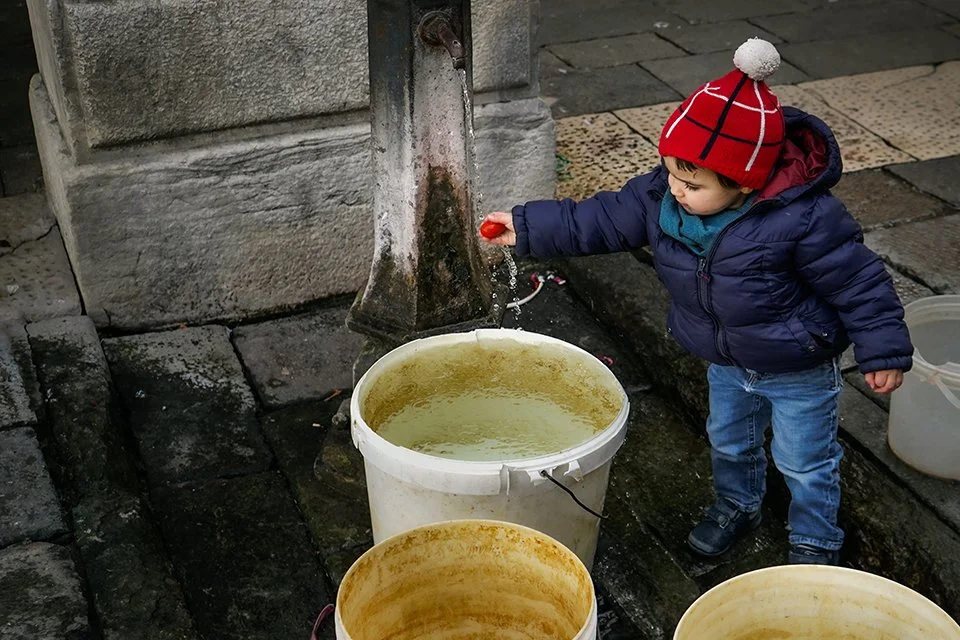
[27,0,555,329]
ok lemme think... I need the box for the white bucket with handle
[350,328,629,569]
[888,295,960,480]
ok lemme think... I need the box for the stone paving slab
[539,49,571,77]
[28,315,198,639]
[865,213,960,294]
[0,144,43,197]
[781,28,960,79]
[233,306,364,410]
[801,62,960,160]
[752,0,954,42]
[538,5,684,45]
[655,20,781,55]
[1,319,42,417]
[542,64,682,117]
[102,325,272,487]
[838,386,960,533]
[664,0,818,23]
[0,542,90,640]
[771,85,914,172]
[547,32,684,69]
[642,51,810,97]
[72,493,198,640]
[832,168,954,230]
[555,112,660,200]
[839,430,960,620]
[888,155,960,206]
[260,400,372,577]
[0,330,34,429]
[0,192,55,257]
[152,472,332,640]
[0,226,81,322]
[925,0,960,19]
[28,316,142,501]
[0,427,65,547]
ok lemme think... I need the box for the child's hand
[478,212,516,246]
[865,369,904,394]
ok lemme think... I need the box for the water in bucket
[362,340,622,461]
[351,329,629,567]
[888,295,960,480]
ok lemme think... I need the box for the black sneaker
[789,544,840,566]
[687,498,762,557]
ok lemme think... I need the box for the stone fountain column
[346,0,499,346]
[25,0,554,330]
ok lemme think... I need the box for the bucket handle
[310,604,335,640]
[538,470,607,520]
[929,370,960,411]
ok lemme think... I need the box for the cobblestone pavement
[2,0,960,638]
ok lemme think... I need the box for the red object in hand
[479,220,507,239]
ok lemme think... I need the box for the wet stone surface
[0,542,89,640]
[866,213,960,294]
[0,427,65,547]
[151,472,332,640]
[28,316,197,640]
[0,329,34,430]
[833,168,956,230]
[233,305,364,409]
[102,325,272,486]
[260,399,373,579]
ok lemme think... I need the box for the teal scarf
[658,191,756,256]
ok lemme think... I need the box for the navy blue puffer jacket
[514,107,913,374]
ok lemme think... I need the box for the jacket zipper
[696,201,770,365]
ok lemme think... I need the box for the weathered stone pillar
[26,0,554,329]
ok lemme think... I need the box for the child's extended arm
[480,167,663,256]
[794,196,913,389]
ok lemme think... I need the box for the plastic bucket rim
[903,295,960,381]
[350,328,629,475]
[673,564,960,639]
[334,517,598,640]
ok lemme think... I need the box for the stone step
[28,315,198,639]
[151,472,333,640]
[557,251,960,620]
[101,325,273,487]
[0,427,66,548]
[0,542,90,639]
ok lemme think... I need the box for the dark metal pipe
[419,11,466,69]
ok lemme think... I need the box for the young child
[479,39,913,566]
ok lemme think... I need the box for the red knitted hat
[658,38,785,190]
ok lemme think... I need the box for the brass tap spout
[418,11,466,69]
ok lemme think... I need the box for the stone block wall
[26,0,555,329]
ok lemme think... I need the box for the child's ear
[739,186,755,195]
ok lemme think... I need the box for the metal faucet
[418,11,466,69]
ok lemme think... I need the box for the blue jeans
[706,359,844,551]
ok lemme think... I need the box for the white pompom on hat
[658,38,785,190]
[733,37,781,82]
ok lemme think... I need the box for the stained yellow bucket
[674,565,960,639]
[334,519,597,639]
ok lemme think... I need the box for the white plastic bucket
[888,295,960,479]
[334,519,598,640]
[350,328,629,568]
[674,565,960,639]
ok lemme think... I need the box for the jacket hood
[757,106,841,203]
